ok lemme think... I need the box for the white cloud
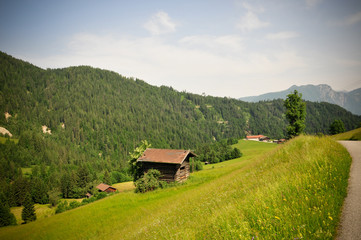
[266,31,299,40]
[237,11,269,31]
[29,32,307,98]
[179,35,244,56]
[305,0,323,8]
[242,2,265,13]
[144,11,176,35]
[343,11,361,26]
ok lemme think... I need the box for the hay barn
[96,183,117,193]
[137,148,196,182]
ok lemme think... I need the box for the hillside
[332,127,361,141]
[0,51,360,211]
[0,136,351,239]
[240,84,361,115]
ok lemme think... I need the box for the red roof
[246,135,266,139]
[96,183,116,192]
[137,148,196,164]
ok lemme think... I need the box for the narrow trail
[337,141,361,240]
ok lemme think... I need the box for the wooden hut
[137,148,196,182]
[96,183,117,193]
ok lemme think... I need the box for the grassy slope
[10,182,136,225]
[11,204,55,225]
[0,136,18,144]
[332,127,361,140]
[0,137,351,239]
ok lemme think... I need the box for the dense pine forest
[0,51,360,212]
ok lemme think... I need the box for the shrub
[231,148,242,159]
[55,201,68,214]
[329,119,345,135]
[96,192,107,200]
[69,201,81,209]
[190,159,203,172]
[135,169,165,193]
[82,196,96,204]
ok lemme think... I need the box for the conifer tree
[103,170,111,185]
[21,193,36,224]
[0,193,16,227]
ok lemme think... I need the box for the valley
[0,137,351,239]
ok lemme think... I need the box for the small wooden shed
[96,183,117,193]
[137,148,196,182]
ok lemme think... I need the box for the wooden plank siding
[140,156,192,182]
[141,162,179,182]
[175,160,190,182]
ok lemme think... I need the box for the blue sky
[1,0,361,98]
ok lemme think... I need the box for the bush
[68,201,81,209]
[55,201,68,214]
[82,197,96,204]
[190,159,203,172]
[135,169,165,193]
[55,200,82,214]
[231,148,242,159]
[96,192,107,200]
[329,120,345,135]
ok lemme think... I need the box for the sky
[1,0,361,98]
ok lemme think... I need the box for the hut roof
[96,183,116,192]
[137,148,196,165]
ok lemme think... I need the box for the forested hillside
[0,51,360,208]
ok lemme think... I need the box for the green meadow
[332,127,361,141]
[0,136,18,144]
[0,136,351,239]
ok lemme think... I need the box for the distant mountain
[239,84,361,115]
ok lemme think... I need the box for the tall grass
[0,137,351,239]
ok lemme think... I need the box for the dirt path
[337,141,361,240]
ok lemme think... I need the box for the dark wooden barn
[137,148,196,182]
[96,183,117,193]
